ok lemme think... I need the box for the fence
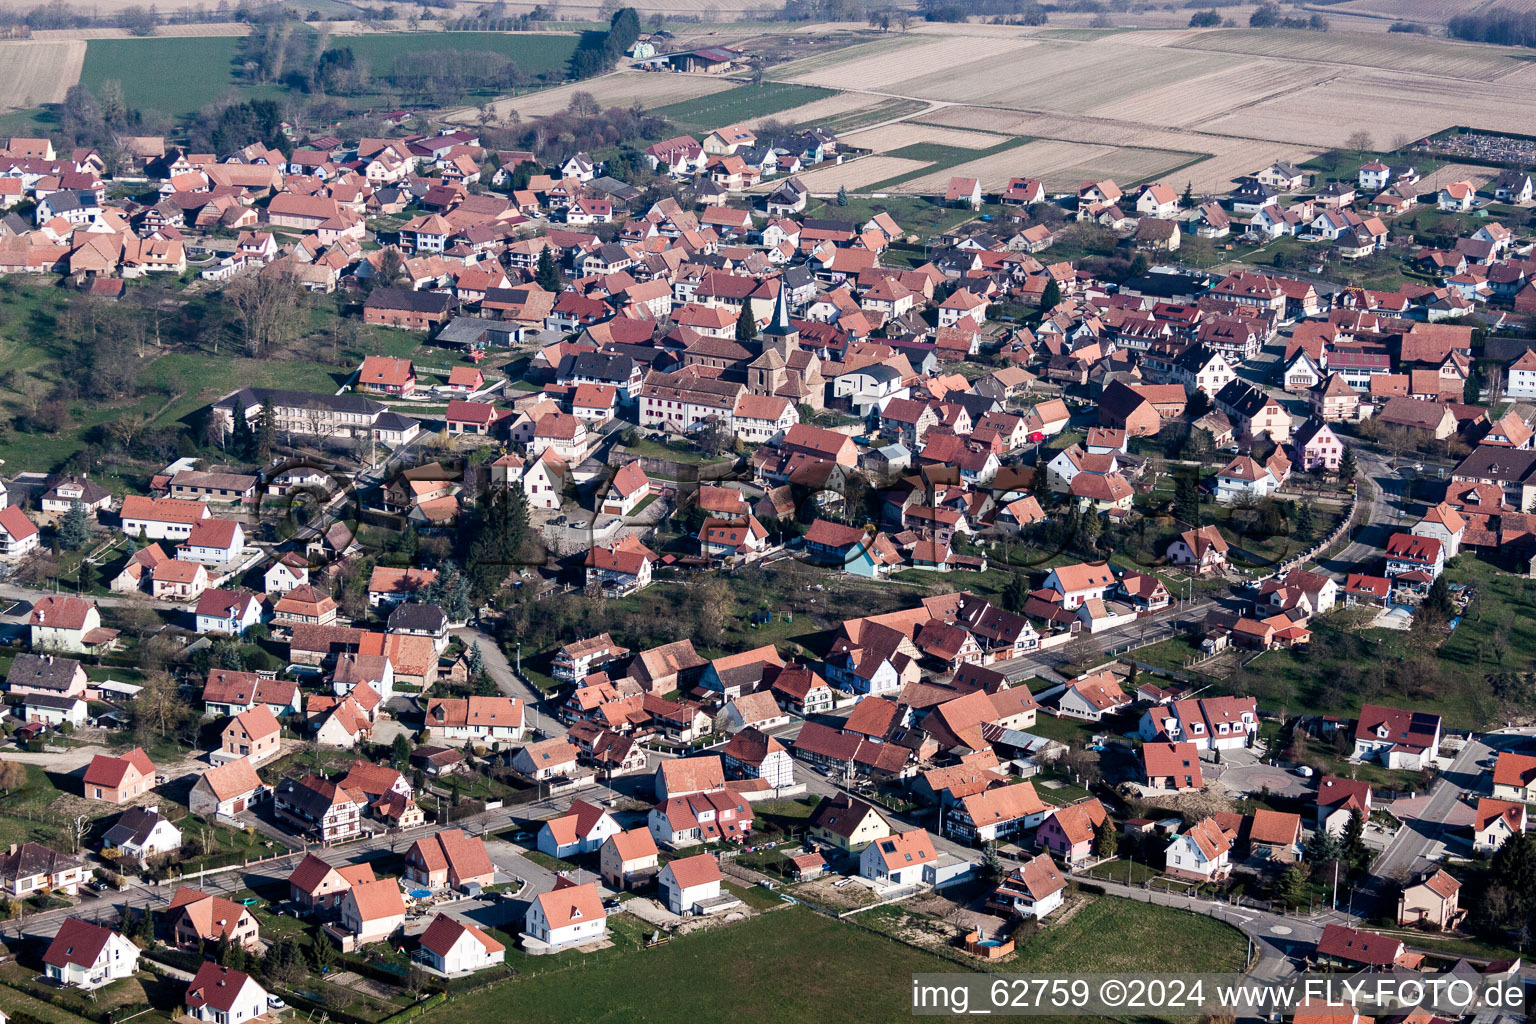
[1253,484,1363,586]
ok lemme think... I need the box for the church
[746,286,825,412]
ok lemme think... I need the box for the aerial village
[0,12,1531,1023]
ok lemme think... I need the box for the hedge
[380,992,448,1024]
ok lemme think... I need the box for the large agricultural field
[80,36,251,115]
[651,20,1536,197]
[0,39,83,108]
[77,30,584,115]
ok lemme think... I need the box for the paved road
[1368,737,1490,886]
[451,626,568,741]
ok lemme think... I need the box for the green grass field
[81,37,260,115]
[865,136,1034,191]
[421,907,980,1023]
[334,32,582,81]
[81,31,582,116]
[652,83,836,133]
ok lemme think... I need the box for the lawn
[1006,895,1248,973]
[652,83,836,133]
[425,906,977,1024]
[1221,555,1536,731]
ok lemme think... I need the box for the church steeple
[760,282,798,356]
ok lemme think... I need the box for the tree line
[569,6,641,79]
[1449,9,1536,47]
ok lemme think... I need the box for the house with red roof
[1352,703,1441,770]
[659,852,727,914]
[194,589,263,637]
[355,355,416,397]
[167,887,260,949]
[1315,923,1415,970]
[336,877,407,948]
[538,799,621,858]
[288,853,376,915]
[599,827,660,890]
[445,400,499,436]
[1141,741,1202,791]
[1163,816,1233,880]
[82,747,156,803]
[179,518,245,566]
[417,914,506,975]
[220,705,281,765]
[859,827,936,886]
[1037,798,1109,866]
[600,462,651,517]
[44,917,139,989]
[523,876,606,953]
[988,852,1066,920]
[1167,524,1228,574]
[405,828,496,892]
[184,963,268,1023]
[1474,798,1527,853]
[0,505,39,560]
[1316,776,1372,836]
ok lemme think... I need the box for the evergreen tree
[835,184,849,207]
[1277,861,1309,908]
[1040,278,1061,310]
[468,641,485,678]
[256,397,276,461]
[1094,817,1118,858]
[1002,571,1029,613]
[735,296,757,342]
[1305,825,1341,866]
[1031,460,1055,509]
[1337,444,1357,483]
[1424,573,1453,617]
[310,933,334,971]
[467,485,530,600]
[1174,473,1200,525]
[535,247,561,291]
[230,405,252,458]
[1295,501,1316,541]
[1180,181,1195,208]
[59,499,89,550]
[1342,809,1369,870]
[390,732,412,767]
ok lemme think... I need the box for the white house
[0,506,39,560]
[1040,562,1115,610]
[1138,696,1258,752]
[523,878,607,952]
[179,519,245,565]
[1474,799,1527,854]
[101,806,182,860]
[194,590,264,637]
[657,853,724,915]
[43,918,140,990]
[416,915,505,975]
[1508,350,1536,401]
[537,800,621,859]
[859,828,936,888]
[988,853,1065,920]
[1163,818,1232,881]
[184,963,268,1024]
[1215,456,1279,505]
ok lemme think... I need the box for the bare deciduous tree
[223,266,302,358]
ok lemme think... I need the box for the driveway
[1216,762,1312,798]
